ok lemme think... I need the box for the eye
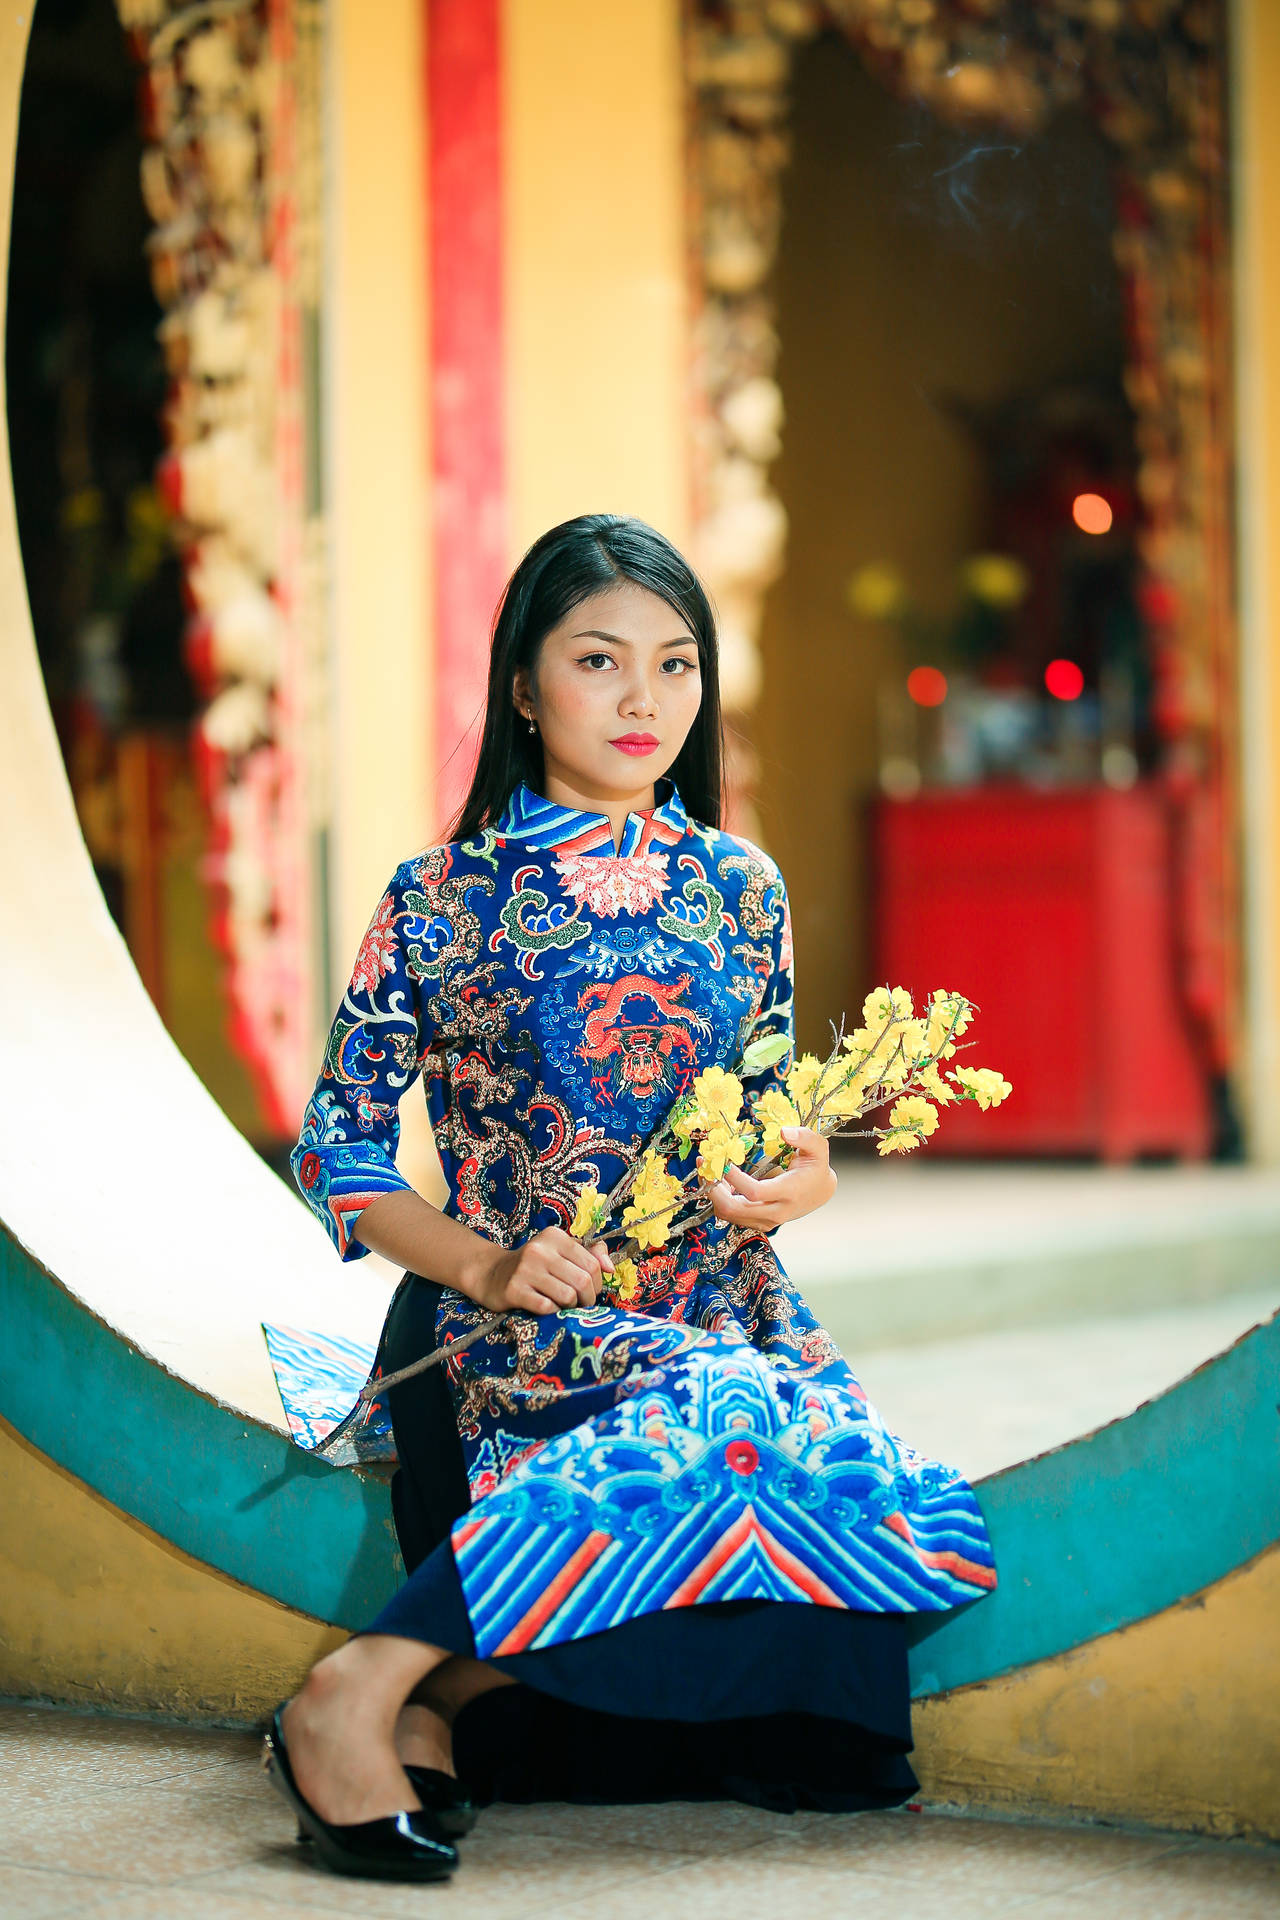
[661,655,699,676]
[577,651,617,671]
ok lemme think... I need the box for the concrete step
[777,1159,1280,1352]
[849,1288,1278,1482]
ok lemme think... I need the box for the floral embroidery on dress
[553,849,670,917]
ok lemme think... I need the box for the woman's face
[515,582,703,806]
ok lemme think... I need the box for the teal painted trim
[3,1221,1276,1687]
[906,1308,1280,1696]
[0,1226,401,1630]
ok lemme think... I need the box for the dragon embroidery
[574,972,712,1106]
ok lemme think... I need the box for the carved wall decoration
[115,0,328,1133]
[688,0,1237,1069]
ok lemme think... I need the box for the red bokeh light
[907,666,948,708]
[1045,658,1085,702]
[1071,492,1113,535]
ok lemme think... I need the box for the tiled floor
[1,1705,1276,1918]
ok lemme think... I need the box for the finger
[781,1126,827,1158]
[509,1280,567,1316]
[720,1163,771,1200]
[558,1237,605,1281]
[585,1238,614,1275]
[525,1266,579,1308]
[708,1181,786,1229]
[548,1257,598,1305]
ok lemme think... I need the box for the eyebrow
[571,628,698,649]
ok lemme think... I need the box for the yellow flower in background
[622,1149,685,1250]
[961,552,1030,610]
[916,1062,956,1105]
[570,1183,605,1241]
[847,562,908,621]
[689,1065,744,1132]
[877,1128,921,1156]
[786,1053,825,1111]
[952,1067,1013,1110]
[610,1257,640,1305]
[862,986,914,1029]
[755,1087,801,1157]
[697,1124,752,1184]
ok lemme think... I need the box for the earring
[527,717,536,735]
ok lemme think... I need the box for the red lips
[610,734,660,756]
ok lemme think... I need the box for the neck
[539,763,658,852]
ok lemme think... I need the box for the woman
[266,514,996,1882]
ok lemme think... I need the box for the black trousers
[381,1273,472,1574]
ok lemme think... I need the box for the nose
[619,666,659,720]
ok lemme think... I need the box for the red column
[427,0,507,830]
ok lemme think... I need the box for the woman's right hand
[469,1227,613,1316]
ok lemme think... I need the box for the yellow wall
[757,38,1126,1045]
[503,0,689,559]
[1233,0,1280,1162]
[915,1542,1280,1843]
[0,1419,342,1721]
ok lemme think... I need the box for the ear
[512,665,532,721]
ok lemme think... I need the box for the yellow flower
[609,1257,640,1305]
[847,562,908,621]
[862,986,914,1029]
[622,1149,685,1251]
[896,1019,932,1070]
[570,1183,605,1241]
[785,1052,825,1112]
[961,552,1030,610]
[697,1123,752,1184]
[925,989,973,1059]
[890,1095,940,1137]
[915,1061,956,1105]
[754,1088,800,1158]
[951,1067,1012,1110]
[876,1095,938,1155]
[688,1065,744,1132]
[845,1024,911,1094]
[844,1025,887,1062]
[821,1059,877,1118]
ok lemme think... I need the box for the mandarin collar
[495,780,689,857]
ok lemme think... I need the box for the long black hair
[450,514,723,841]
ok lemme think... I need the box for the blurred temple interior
[1,0,1254,1170]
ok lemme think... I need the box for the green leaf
[740,1032,791,1075]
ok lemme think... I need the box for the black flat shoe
[263,1707,458,1883]
[293,1764,478,1844]
[403,1764,479,1837]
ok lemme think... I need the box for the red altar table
[869,786,1212,1162]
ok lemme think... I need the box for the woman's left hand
[707,1127,836,1233]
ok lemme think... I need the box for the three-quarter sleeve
[739,848,795,1100]
[289,860,436,1261]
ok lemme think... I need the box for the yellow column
[1233,0,1280,1161]
[502,0,689,558]
[327,0,442,1198]
[326,0,434,965]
